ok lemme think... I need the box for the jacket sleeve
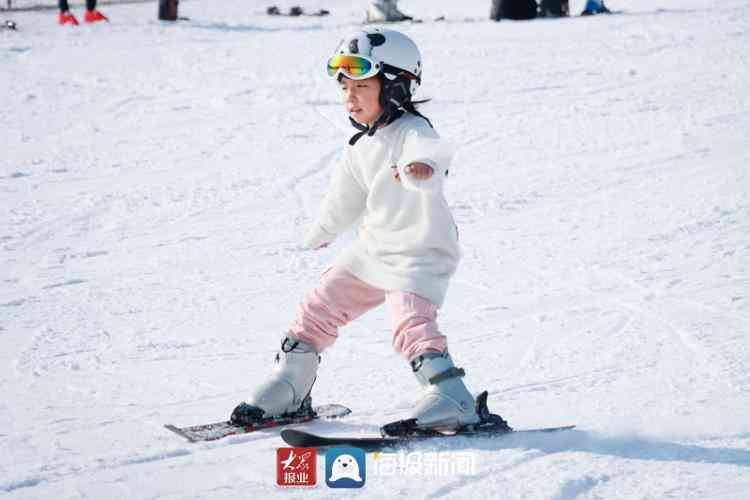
[395,123,454,194]
[304,150,367,249]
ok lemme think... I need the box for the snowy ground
[2,0,750,498]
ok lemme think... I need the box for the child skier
[231,29,506,435]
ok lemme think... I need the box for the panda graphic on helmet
[342,32,386,57]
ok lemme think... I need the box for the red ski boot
[58,11,79,26]
[83,10,109,23]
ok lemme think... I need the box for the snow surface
[2,0,750,498]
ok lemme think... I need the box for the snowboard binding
[380,391,513,437]
[230,394,315,426]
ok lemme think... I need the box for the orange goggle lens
[326,55,377,79]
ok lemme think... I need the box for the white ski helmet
[328,28,422,107]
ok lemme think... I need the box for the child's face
[339,75,383,127]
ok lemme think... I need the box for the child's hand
[393,162,433,183]
[406,162,433,180]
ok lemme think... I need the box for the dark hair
[377,73,433,128]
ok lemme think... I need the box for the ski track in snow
[2,0,750,498]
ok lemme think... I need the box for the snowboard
[281,424,576,451]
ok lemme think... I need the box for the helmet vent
[367,33,386,46]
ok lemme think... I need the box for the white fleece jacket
[304,113,461,307]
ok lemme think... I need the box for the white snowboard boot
[382,351,513,436]
[381,351,480,437]
[366,0,412,23]
[230,337,319,425]
[409,352,481,430]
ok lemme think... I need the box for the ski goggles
[326,55,381,80]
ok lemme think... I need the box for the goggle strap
[381,63,421,85]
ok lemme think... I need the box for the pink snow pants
[288,267,447,361]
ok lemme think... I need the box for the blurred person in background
[58,0,108,25]
[581,0,611,15]
[367,0,413,22]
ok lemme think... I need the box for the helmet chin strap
[348,116,370,146]
[348,105,403,146]
[347,103,432,146]
[347,73,431,146]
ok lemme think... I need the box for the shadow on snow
[404,430,750,468]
